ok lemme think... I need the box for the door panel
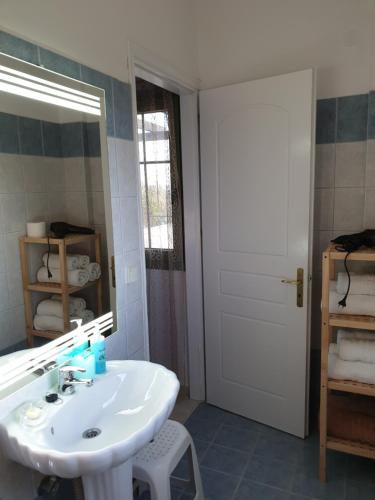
[200,69,314,437]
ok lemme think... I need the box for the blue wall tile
[39,47,81,80]
[81,66,115,136]
[337,94,368,142]
[316,98,336,144]
[42,121,62,157]
[0,31,39,65]
[367,91,375,140]
[83,122,101,157]
[113,78,133,140]
[61,122,84,157]
[19,117,43,155]
[0,112,19,153]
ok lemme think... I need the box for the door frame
[127,42,206,401]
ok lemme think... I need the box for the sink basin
[0,360,179,499]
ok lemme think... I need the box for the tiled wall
[312,92,375,348]
[0,30,147,364]
[0,111,109,352]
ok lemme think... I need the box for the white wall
[0,0,198,84]
[193,0,375,98]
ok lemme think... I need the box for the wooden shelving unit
[320,244,375,481]
[19,233,103,346]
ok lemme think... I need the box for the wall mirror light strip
[0,312,113,393]
[0,63,101,116]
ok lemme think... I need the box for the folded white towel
[337,272,375,296]
[42,253,79,271]
[328,352,375,384]
[37,299,74,318]
[73,254,90,268]
[329,289,375,316]
[83,262,101,281]
[339,338,375,363]
[33,314,79,333]
[329,343,339,355]
[37,267,89,287]
[337,328,375,344]
[51,295,86,314]
[77,309,95,324]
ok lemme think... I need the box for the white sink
[0,360,179,500]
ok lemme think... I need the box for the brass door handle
[281,279,302,285]
[281,268,304,307]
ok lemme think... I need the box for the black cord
[47,234,52,279]
[338,251,351,307]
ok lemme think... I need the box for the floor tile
[185,416,222,442]
[346,479,375,500]
[254,432,305,464]
[244,454,295,491]
[223,412,269,432]
[214,424,259,453]
[291,470,345,500]
[234,479,291,499]
[201,466,239,500]
[191,403,228,423]
[346,455,375,484]
[201,443,250,476]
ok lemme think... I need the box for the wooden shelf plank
[327,437,375,460]
[329,314,375,331]
[21,233,99,246]
[328,379,375,397]
[327,244,375,261]
[27,279,100,295]
[27,328,65,340]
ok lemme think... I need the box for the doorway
[136,77,189,396]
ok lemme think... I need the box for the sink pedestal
[82,460,133,500]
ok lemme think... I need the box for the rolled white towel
[83,262,101,281]
[51,295,86,314]
[339,338,375,364]
[37,299,74,317]
[42,253,79,271]
[37,266,89,287]
[77,309,95,324]
[329,343,339,355]
[337,272,375,296]
[329,289,375,316]
[73,254,90,268]
[328,352,375,384]
[33,314,79,333]
[337,328,375,344]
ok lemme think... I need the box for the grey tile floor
[138,403,375,500]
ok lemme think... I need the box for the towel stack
[329,329,375,384]
[37,252,101,286]
[329,273,375,316]
[33,296,95,332]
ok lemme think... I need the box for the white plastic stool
[133,419,204,500]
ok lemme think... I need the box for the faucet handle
[60,365,86,373]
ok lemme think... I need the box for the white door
[200,69,314,438]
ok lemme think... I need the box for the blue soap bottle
[91,334,106,374]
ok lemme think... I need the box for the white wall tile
[22,156,47,193]
[84,157,103,192]
[0,194,26,233]
[121,196,140,252]
[364,188,375,227]
[335,141,365,188]
[4,231,22,273]
[26,193,49,222]
[64,192,89,225]
[0,155,25,193]
[0,273,9,312]
[108,138,119,197]
[116,138,138,197]
[333,187,364,231]
[64,157,86,192]
[44,157,65,192]
[125,299,144,355]
[315,144,335,188]
[123,249,142,305]
[314,188,334,230]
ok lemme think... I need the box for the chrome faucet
[58,365,93,395]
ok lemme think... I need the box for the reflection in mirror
[0,54,115,361]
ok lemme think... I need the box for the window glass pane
[143,112,170,162]
[137,114,144,162]
[146,162,173,249]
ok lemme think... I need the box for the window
[137,111,173,250]
[136,78,185,271]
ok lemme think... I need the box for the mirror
[0,53,115,364]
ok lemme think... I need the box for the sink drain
[82,428,101,439]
